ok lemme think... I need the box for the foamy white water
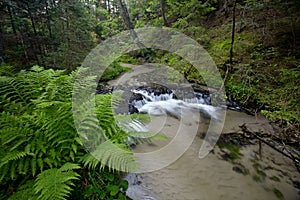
[131,89,220,119]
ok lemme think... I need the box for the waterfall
[130,88,220,120]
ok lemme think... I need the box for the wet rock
[292,180,300,189]
[227,95,243,111]
[96,83,114,94]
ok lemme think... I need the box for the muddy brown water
[109,64,300,200]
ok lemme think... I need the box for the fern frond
[34,163,80,200]
[0,151,28,168]
[0,67,64,114]
[81,141,138,172]
[8,180,37,200]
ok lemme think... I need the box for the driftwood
[240,123,300,172]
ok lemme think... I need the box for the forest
[0,0,299,199]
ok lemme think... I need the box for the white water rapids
[130,89,220,120]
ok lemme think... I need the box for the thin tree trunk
[45,0,54,58]
[45,0,53,40]
[7,4,17,35]
[27,2,43,65]
[160,0,168,26]
[102,0,107,10]
[107,0,111,14]
[27,3,38,36]
[118,0,133,29]
[220,0,236,91]
[19,30,29,62]
[64,1,71,71]
[229,0,237,73]
[117,0,146,50]
[0,20,4,58]
[10,3,29,63]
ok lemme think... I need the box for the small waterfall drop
[130,87,220,120]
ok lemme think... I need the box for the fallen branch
[240,123,300,173]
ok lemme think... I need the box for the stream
[106,63,300,200]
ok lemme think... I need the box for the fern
[8,180,37,200]
[0,66,156,199]
[34,163,80,200]
[81,141,138,172]
[0,67,80,181]
[0,66,64,114]
[74,93,138,172]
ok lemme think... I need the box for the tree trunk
[45,0,53,40]
[220,0,236,91]
[26,2,42,65]
[229,0,237,73]
[160,0,168,26]
[0,20,4,58]
[107,0,111,14]
[7,4,17,35]
[117,0,146,48]
[118,0,133,29]
[64,2,71,71]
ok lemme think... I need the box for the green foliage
[34,163,80,200]
[168,0,216,28]
[0,66,77,181]
[0,66,136,199]
[117,54,139,64]
[100,62,131,82]
[71,170,128,200]
[219,143,243,160]
[93,6,124,40]
[0,64,17,76]
[160,53,199,82]
[8,180,37,200]
[225,75,260,106]
[261,110,300,124]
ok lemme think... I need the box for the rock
[293,180,300,189]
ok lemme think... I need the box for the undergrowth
[0,66,144,199]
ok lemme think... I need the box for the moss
[270,176,281,182]
[252,174,262,182]
[252,163,266,181]
[226,144,243,160]
[273,188,284,199]
[256,169,266,178]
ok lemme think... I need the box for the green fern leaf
[81,141,138,172]
[0,151,28,167]
[34,163,80,200]
[8,180,37,200]
[31,158,37,176]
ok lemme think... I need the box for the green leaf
[107,185,119,196]
[119,180,128,191]
[34,163,80,200]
